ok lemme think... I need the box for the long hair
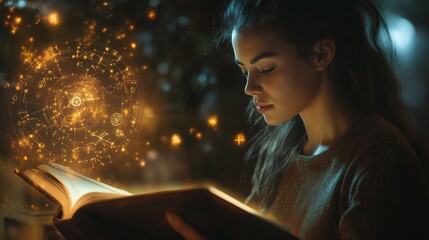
[216,0,429,210]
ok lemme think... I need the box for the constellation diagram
[10,39,142,168]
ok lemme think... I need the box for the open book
[16,163,297,240]
[16,163,132,219]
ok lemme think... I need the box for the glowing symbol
[234,133,246,146]
[111,113,122,126]
[9,40,142,168]
[71,96,82,107]
[38,80,46,88]
[115,129,124,137]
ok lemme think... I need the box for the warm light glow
[171,134,182,146]
[196,132,202,139]
[130,42,137,49]
[207,115,218,129]
[140,160,146,167]
[47,12,60,25]
[234,133,246,146]
[148,10,156,20]
[14,17,22,24]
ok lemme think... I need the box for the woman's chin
[263,114,295,126]
[263,116,284,126]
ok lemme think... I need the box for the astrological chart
[10,39,142,168]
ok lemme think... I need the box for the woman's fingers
[166,212,206,240]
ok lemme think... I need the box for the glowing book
[16,163,297,240]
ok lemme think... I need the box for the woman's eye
[261,66,275,73]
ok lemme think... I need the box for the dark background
[0,0,428,227]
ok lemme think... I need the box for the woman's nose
[244,73,263,96]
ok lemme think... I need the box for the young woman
[167,0,429,239]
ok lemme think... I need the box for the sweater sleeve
[339,144,429,240]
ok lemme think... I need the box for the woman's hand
[165,212,206,240]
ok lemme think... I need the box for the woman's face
[231,30,324,125]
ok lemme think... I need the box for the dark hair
[216,0,429,210]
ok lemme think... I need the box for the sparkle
[234,133,246,146]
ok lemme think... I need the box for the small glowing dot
[171,134,182,147]
[208,115,218,129]
[131,42,136,49]
[14,17,22,24]
[29,37,34,42]
[142,65,148,70]
[145,141,150,146]
[140,160,146,167]
[121,147,126,152]
[148,10,156,20]
[196,132,202,139]
[23,156,28,161]
[103,2,108,6]
[47,12,60,26]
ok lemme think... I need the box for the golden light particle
[23,155,28,161]
[148,10,156,20]
[29,37,34,42]
[142,65,148,70]
[196,132,202,139]
[171,134,182,146]
[130,42,137,49]
[140,160,146,167]
[103,2,108,6]
[47,12,60,26]
[14,17,22,24]
[234,133,246,146]
[207,115,218,129]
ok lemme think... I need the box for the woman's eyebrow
[234,51,278,65]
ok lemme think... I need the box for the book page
[39,163,132,217]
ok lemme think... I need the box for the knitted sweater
[267,113,429,239]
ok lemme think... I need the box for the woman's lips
[255,103,273,113]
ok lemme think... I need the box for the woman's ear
[311,39,335,71]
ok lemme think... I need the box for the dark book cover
[52,188,298,240]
